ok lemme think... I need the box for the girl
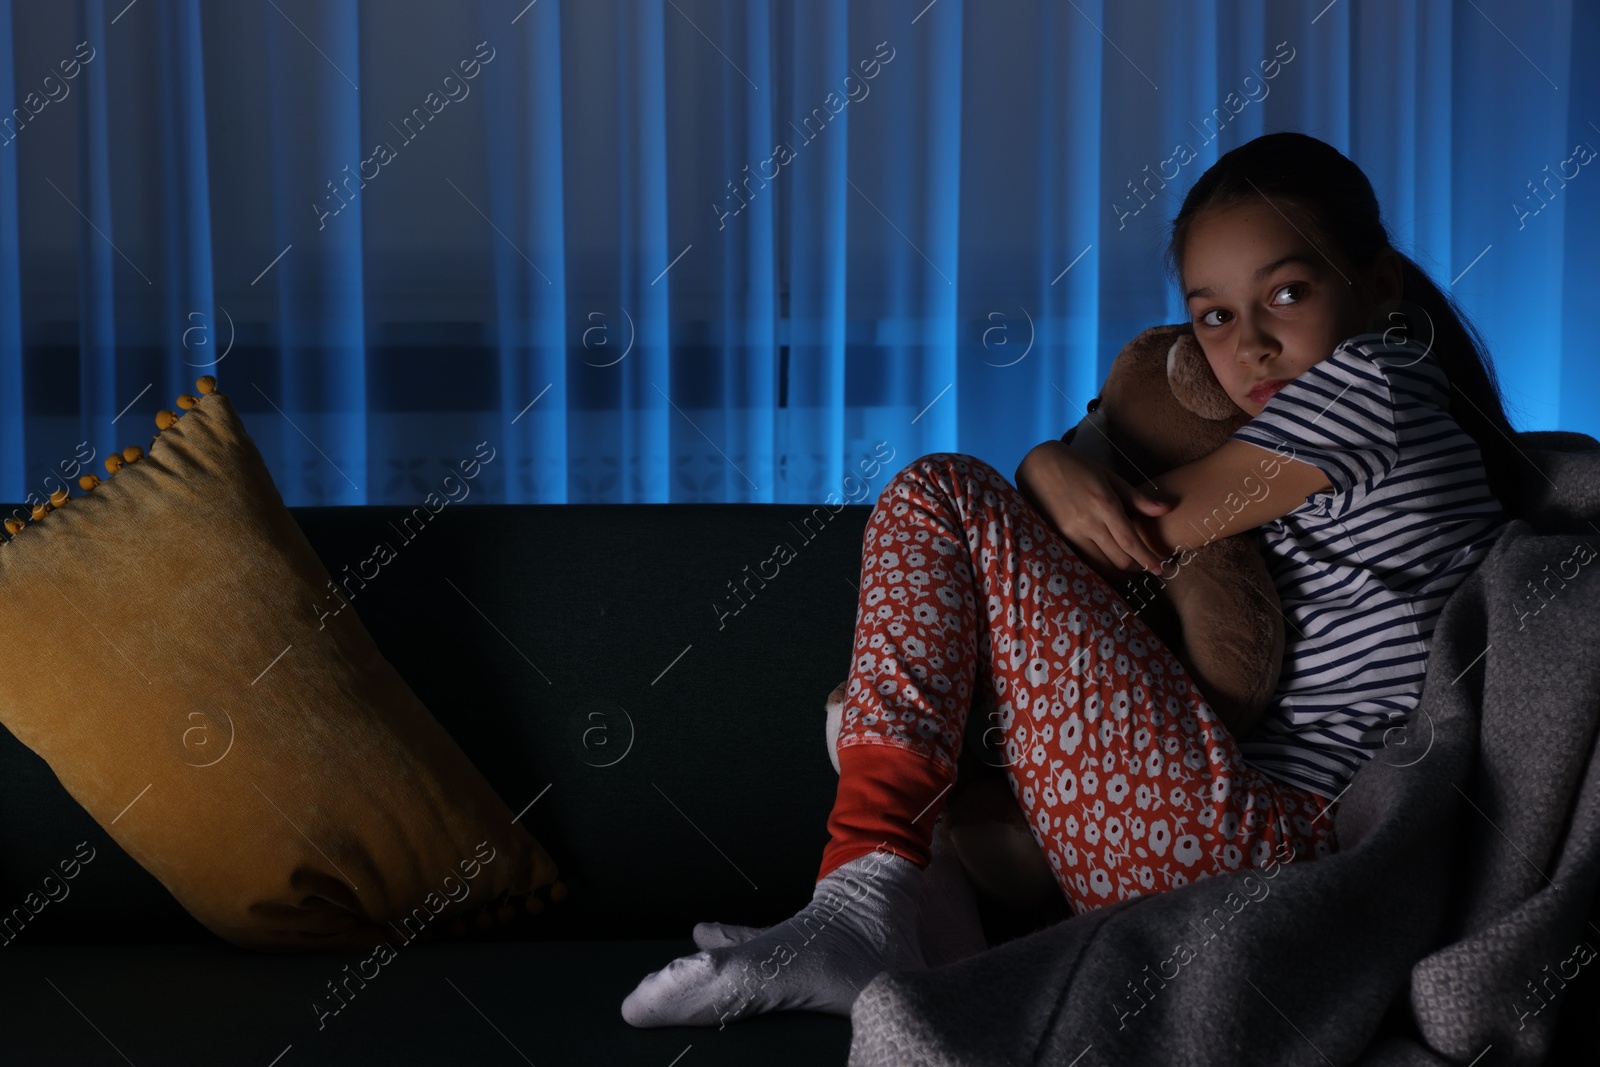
[622,130,1520,1029]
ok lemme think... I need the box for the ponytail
[1390,254,1528,516]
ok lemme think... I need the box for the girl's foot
[620,848,927,1028]
[689,816,989,972]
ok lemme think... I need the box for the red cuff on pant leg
[816,742,955,883]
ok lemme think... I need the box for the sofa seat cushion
[0,941,851,1064]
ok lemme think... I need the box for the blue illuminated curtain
[0,0,1595,507]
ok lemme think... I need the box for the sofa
[1,494,1595,1066]
[0,498,971,1065]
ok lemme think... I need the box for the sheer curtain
[0,0,1594,506]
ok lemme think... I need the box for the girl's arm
[1135,438,1332,561]
[1016,436,1331,578]
[1015,441,1174,578]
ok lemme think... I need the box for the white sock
[688,821,988,969]
[620,849,927,1028]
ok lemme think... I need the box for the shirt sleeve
[1227,335,1420,496]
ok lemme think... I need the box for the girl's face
[1181,202,1394,417]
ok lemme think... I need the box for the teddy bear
[824,321,1287,914]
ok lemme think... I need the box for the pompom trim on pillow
[3,376,222,536]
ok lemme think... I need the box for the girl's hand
[1015,441,1174,578]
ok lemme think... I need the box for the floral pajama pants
[836,452,1340,915]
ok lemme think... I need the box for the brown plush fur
[1063,322,1285,731]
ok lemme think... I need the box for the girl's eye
[1195,283,1307,329]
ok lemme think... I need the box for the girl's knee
[886,453,1003,498]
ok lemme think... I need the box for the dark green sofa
[0,501,922,1065]
[3,498,1594,1066]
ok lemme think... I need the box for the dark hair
[1163,130,1528,517]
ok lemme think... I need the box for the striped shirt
[1225,331,1509,800]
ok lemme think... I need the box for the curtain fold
[716,0,777,504]
[483,0,567,503]
[0,0,1591,508]
[76,0,117,469]
[0,0,22,503]
[156,0,214,427]
[265,0,366,504]
[780,0,847,503]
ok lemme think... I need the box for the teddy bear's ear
[1166,330,1244,421]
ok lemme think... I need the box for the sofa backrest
[0,500,878,946]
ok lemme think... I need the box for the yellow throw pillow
[0,378,565,951]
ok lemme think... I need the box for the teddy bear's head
[1063,322,1251,475]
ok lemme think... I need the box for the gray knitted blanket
[850,430,1600,1067]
